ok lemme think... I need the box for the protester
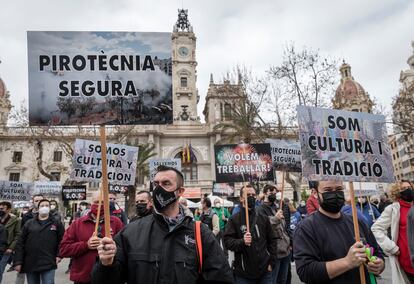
[21,194,44,227]
[288,202,301,232]
[306,182,319,215]
[370,195,380,210]
[178,197,194,219]
[130,190,153,222]
[341,192,369,226]
[193,208,201,221]
[60,191,124,284]
[378,193,392,213]
[49,200,63,223]
[200,197,220,237]
[20,206,30,219]
[109,192,128,225]
[92,165,233,284]
[213,198,230,256]
[256,184,291,284]
[293,180,385,283]
[0,201,21,282]
[372,180,414,283]
[224,184,277,284]
[408,206,414,268]
[213,198,230,230]
[14,199,65,284]
[296,200,307,219]
[356,196,380,228]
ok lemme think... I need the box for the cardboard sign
[33,181,62,196]
[297,106,394,182]
[71,139,138,186]
[212,183,235,197]
[27,31,172,126]
[182,187,201,199]
[0,181,33,201]
[149,158,181,181]
[266,139,302,172]
[62,185,87,201]
[214,143,274,183]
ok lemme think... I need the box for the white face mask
[358,197,367,204]
[300,201,306,207]
[215,203,222,208]
[38,207,50,216]
[276,192,282,201]
[50,205,56,210]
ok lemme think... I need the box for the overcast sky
[0,0,413,122]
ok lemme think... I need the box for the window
[224,103,232,120]
[180,77,188,88]
[174,152,198,181]
[53,151,63,162]
[50,172,61,181]
[12,151,22,163]
[9,173,20,182]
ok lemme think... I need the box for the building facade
[390,42,414,181]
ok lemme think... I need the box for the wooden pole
[349,181,366,284]
[244,183,250,233]
[279,171,286,210]
[99,126,111,238]
[94,189,103,236]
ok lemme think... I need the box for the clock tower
[172,9,199,123]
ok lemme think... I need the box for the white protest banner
[71,139,139,186]
[33,181,62,196]
[27,31,172,126]
[212,183,235,197]
[266,139,301,172]
[297,106,394,182]
[149,158,181,181]
[348,182,379,197]
[12,201,32,208]
[0,181,33,201]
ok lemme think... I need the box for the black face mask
[400,188,414,202]
[318,191,345,213]
[153,184,178,212]
[109,201,116,212]
[0,211,5,218]
[268,194,276,203]
[136,203,151,217]
[247,196,256,209]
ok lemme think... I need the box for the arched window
[174,151,198,181]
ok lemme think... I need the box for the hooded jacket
[223,207,277,280]
[14,215,64,273]
[92,206,233,284]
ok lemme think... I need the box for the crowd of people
[0,166,413,283]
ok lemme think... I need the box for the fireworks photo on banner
[214,143,274,183]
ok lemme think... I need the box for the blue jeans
[235,271,273,284]
[272,255,290,284]
[0,253,11,282]
[26,269,55,284]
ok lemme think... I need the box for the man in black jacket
[224,184,277,284]
[14,199,64,283]
[92,166,233,284]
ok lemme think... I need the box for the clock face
[178,46,189,57]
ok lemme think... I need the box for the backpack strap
[194,220,203,273]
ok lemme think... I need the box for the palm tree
[213,96,270,144]
[126,143,157,218]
